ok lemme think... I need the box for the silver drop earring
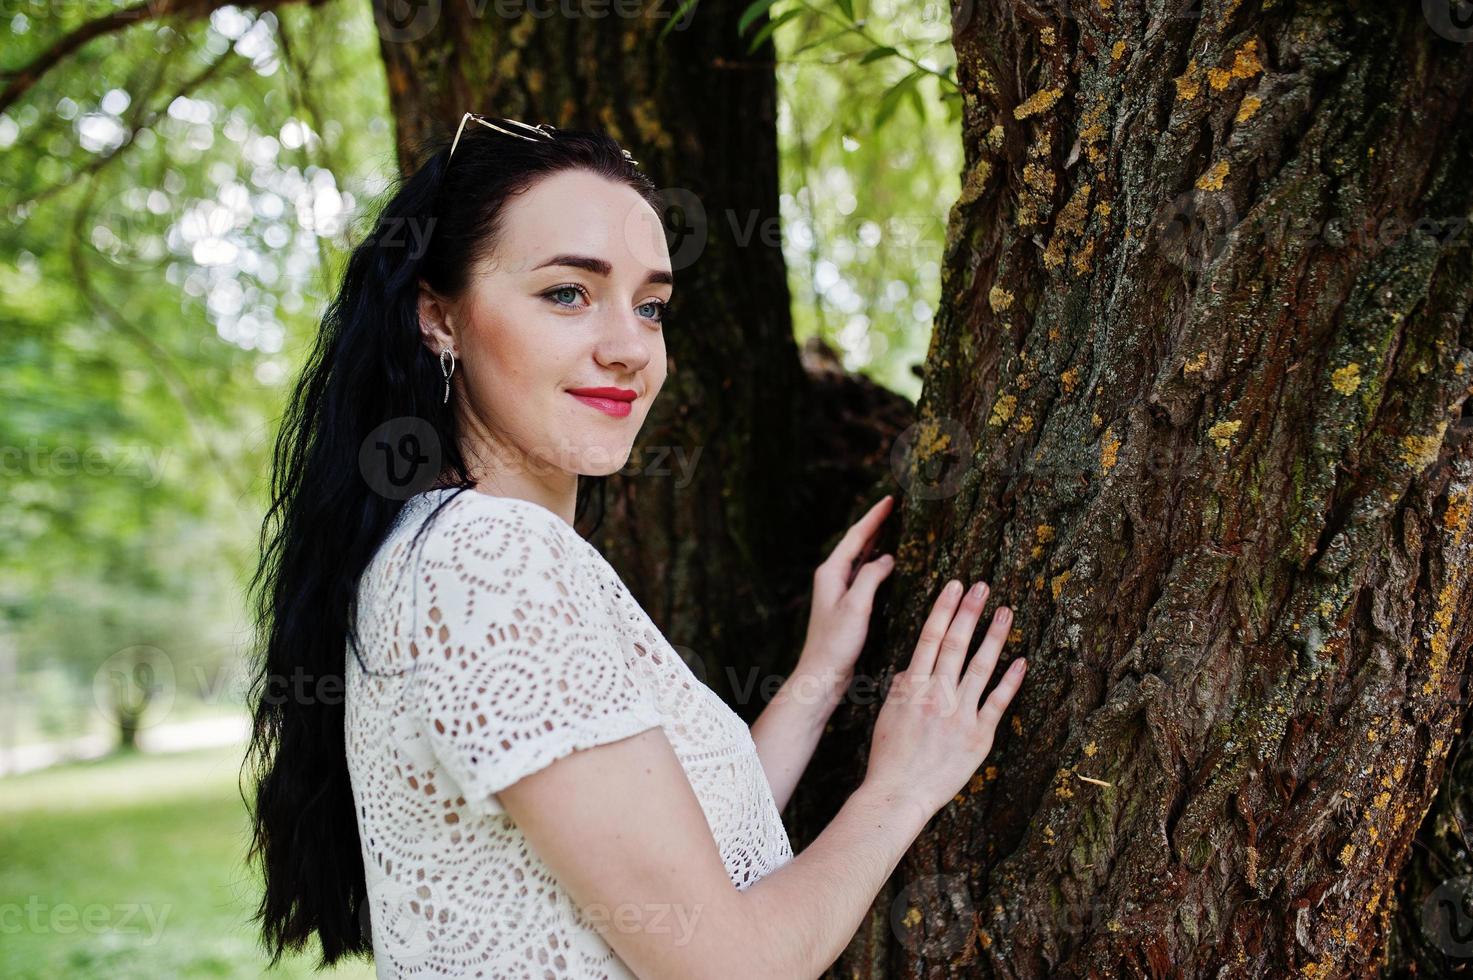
[440,347,456,404]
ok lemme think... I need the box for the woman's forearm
[749,662,849,812]
[731,781,931,979]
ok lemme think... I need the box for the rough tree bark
[373,0,913,716]
[790,2,1473,977]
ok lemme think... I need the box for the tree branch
[9,40,241,216]
[0,0,324,115]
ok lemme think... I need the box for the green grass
[0,745,377,979]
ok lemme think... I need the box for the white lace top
[345,488,795,978]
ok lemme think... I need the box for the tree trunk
[373,0,913,716]
[804,2,1473,977]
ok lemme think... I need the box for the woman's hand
[863,577,1025,819]
[796,495,897,684]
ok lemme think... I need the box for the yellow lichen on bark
[959,157,993,206]
[989,285,1014,312]
[1100,426,1121,472]
[1331,362,1363,395]
[1174,59,1201,101]
[913,418,953,468]
[1209,419,1242,448]
[1055,768,1074,798]
[1399,422,1448,471]
[1196,160,1230,191]
[1015,86,1065,120]
[1184,350,1208,374]
[1207,39,1264,90]
[1430,581,1457,676]
[1235,94,1262,123]
[1445,484,1472,547]
[1072,239,1096,274]
[1023,161,1056,196]
[988,394,1018,427]
[1060,367,1080,394]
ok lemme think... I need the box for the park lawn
[0,744,377,980]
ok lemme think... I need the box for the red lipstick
[567,386,637,418]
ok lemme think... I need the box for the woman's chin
[568,443,636,478]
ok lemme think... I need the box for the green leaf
[737,0,782,36]
[859,46,898,64]
[747,6,802,53]
[907,83,928,123]
[836,0,855,22]
[790,23,862,55]
[874,68,925,129]
[658,0,703,41]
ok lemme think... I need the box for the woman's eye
[545,285,587,308]
[638,299,671,323]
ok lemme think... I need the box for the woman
[244,114,1028,978]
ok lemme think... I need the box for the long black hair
[241,118,663,968]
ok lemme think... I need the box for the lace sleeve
[404,493,664,818]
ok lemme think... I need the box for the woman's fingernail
[946,579,962,595]
[969,582,985,598]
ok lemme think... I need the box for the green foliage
[1,0,393,743]
[754,0,962,398]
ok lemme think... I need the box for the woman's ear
[417,280,457,355]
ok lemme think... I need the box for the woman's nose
[593,310,654,373]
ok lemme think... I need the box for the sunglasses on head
[446,111,639,167]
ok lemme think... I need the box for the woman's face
[422,168,673,482]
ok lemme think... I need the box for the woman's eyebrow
[532,253,674,287]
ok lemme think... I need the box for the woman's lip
[569,392,634,418]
